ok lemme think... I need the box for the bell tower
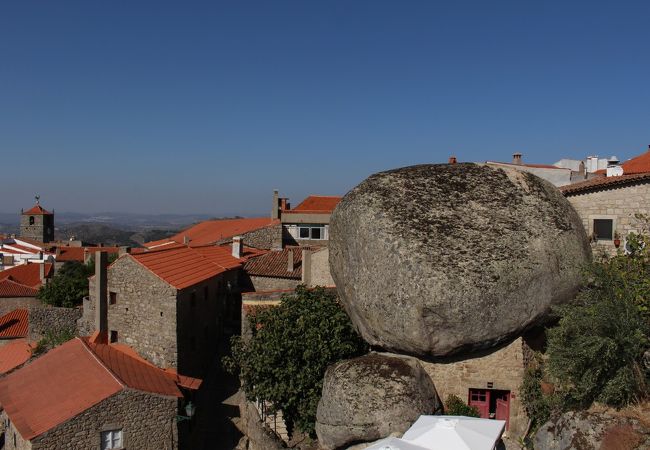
[20,195,55,243]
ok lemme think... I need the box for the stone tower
[20,196,55,243]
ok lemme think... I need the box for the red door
[468,389,489,419]
[495,393,510,430]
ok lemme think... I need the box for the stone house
[486,153,574,187]
[82,242,263,378]
[273,191,341,246]
[0,335,197,450]
[561,172,650,256]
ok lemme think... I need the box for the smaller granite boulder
[316,353,441,450]
[535,411,650,450]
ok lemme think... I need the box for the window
[29,216,35,225]
[110,330,118,343]
[593,219,613,240]
[109,292,117,305]
[296,224,326,240]
[101,429,123,450]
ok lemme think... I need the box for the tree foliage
[223,286,368,436]
[37,261,93,307]
[444,394,480,417]
[545,223,650,410]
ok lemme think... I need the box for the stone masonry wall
[308,248,334,287]
[566,181,650,256]
[29,389,178,450]
[1,411,31,450]
[90,256,179,370]
[28,306,81,341]
[0,298,42,317]
[215,223,282,250]
[417,337,528,439]
[249,275,301,292]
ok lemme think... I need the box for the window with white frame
[593,218,614,240]
[101,429,123,450]
[286,224,328,240]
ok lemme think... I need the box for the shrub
[444,394,480,417]
[545,227,650,410]
[223,286,368,436]
[31,328,76,356]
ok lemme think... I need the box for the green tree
[223,286,368,436]
[37,261,93,307]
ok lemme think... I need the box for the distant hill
[55,223,178,247]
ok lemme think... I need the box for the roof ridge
[78,337,126,390]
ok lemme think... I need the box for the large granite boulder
[534,410,650,450]
[329,163,590,356]
[316,353,441,450]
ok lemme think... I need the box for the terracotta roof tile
[284,196,341,214]
[244,247,319,279]
[0,339,32,374]
[561,172,650,195]
[0,309,29,338]
[0,263,53,288]
[144,217,278,248]
[82,338,182,398]
[131,244,259,289]
[0,279,39,298]
[22,204,52,215]
[0,337,184,440]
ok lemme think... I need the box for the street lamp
[177,401,195,422]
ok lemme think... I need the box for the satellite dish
[623,233,646,255]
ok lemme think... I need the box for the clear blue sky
[2,1,649,215]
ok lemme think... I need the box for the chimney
[512,153,523,165]
[287,249,294,272]
[647,144,650,153]
[183,235,190,245]
[448,156,457,164]
[301,248,312,286]
[232,236,243,258]
[39,263,46,284]
[271,190,279,220]
[118,246,130,256]
[94,251,108,344]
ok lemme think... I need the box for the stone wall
[307,248,334,287]
[566,180,650,256]
[1,411,31,450]
[249,275,300,292]
[28,389,178,450]
[90,256,179,370]
[417,337,529,439]
[20,213,54,243]
[237,395,286,450]
[216,223,283,250]
[28,306,81,341]
[0,297,42,317]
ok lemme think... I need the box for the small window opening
[110,330,118,343]
[109,292,117,305]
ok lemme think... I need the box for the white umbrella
[401,416,505,450]
[364,436,431,450]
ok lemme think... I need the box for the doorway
[468,388,510,429]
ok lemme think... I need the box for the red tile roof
[144,217,278,248]
[130,244,262,290]
[0,337,183,440]
[244,247,318,279]
[0,263,53,288]
[0,309,29,338]
[22,204,52,215]
[615,149,650,175]
[0,339,32,374]
[561,172,650,195]
[283,196,342,214]
[0,279,39,298]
